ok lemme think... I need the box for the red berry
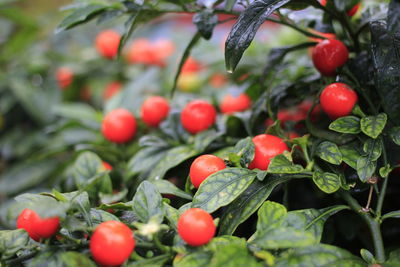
[320,83,358,119]
[189,155,226,188]
[209,73,227,88]
[95,30,121,59]
[181,57,203,73]
[249,134,289,170]
[103,82,122,100]
[220,93,251,114]
[17,209,60,242]
[347,3,360,17]
[102,161,113,170]
[90,221,135,266]
[141,96,170,127]
[56,67,73,90]
[177,208,215,246]
[181,100,216,134]
[312,39,349,76]
[102,109,137,143]
[127,39,174,67]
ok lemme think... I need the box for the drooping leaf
[267,154,304,173]
[132,181,164,223]
[356,157,376,182]
[316,141,342,165]
[360,113,387,139]
[152,180,192,200]
[312,171,341,193]
[192,168,257,213]
[329,116,361,134]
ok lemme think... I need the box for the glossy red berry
[320,83,358,119]
[17,209,60,242]
[189,155,226,188]
[220,93,251,114]
[177,208,215,246]
[312,39,349,76]
[181,57,203,73]
[181,100,216,134]
[90,221,135,267]
[103,82,122,100]
[141,96,170,127]
[249,134,289,170]
[102,161,113,170]
[95,30,121,59]
[56,67,73,90]
[102,109,137,143]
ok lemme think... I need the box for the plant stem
[376,137,389,218]
[340,191,385,263]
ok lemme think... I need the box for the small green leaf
[389,126,400,145]
[194,129,222,152]
[14,194,68,218]
[329,116,361,134]
[360,249,375,264]
[356,157,376,182]
[312,172,341,193]
[382,210,400,221]
[163,203,180,230]
[379,164,392,178]
[132,181,164,223]
[267,154,304,174]
[57,252,97,266]
[251,227,316,249]
[0,229,30,260]
[192,168,257,213]
[256,201,287,232]
[90,209,120,225]
[360,113,387,139]
[363,138,382,161]
[316,141,342,165]
[152,180,192,200]
[210,240,262,267]
[56,5,108,33]
[127,254,170,267]
[174,252,212,267]
[229,137,255,167]
[339,143,361,169]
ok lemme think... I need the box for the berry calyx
[189,155,226,188]
[141,96,170,127]
[181,100,216,134]
[17,209,60,242]
[220,93,252,114]
[177,208,215,246]
[90,221,135,266]
[249,134,289,170]
[312,39,349,76]
[95,30,121,59]
[102,109,137,143]
[320,83,358,119]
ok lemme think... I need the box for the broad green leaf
[0,230,29,260]
[15,194,68,218]
[225,0,291,72]
[362,138,382,161]
[193,9,218,40]
[229,137,255,167]
[312,172,341,193]
[163,203,180,230]
[127,254,170,267]
[275,244,365,267]
[56,4,108,33]
[389,126,400,145]
[267,154,304,173]
[205,236,244,251]
[192,168,257,213]
[152,180,192,200]
[127,146,169,177]
[210,241,262,267]
[57,252,97,267]
[132,181,164,223]
[90,208,120,225]
[219,175,298,235]
[251,227,316,249]
[194,129,222,152]
[53,103,101,129]
[360,113,387,139]
[148,146,197,180]
[256,201,287,232]
[174,251,212,267]
[316,141,342,165]
[329,116,361,134]
[339,143,361,169]
[356,157,376,182]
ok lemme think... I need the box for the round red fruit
[249,134,289,170]
[95,30,121,59]
[320,83,358,119]
[189,155,226,188]
[177,208,215,246]
[17,209,60,242]
[90,221,135,267]
[220,93,251,115]
[102,161,113,170]
[181,57,203,73]
[312,39,349,76]
[103,82,122,100]
[56,67,73,89]
[102,109,137,143]
[181,100,216,134]
[141,96,170,127]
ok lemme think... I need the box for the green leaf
[192,168,257,213]
[127,254,170,267]
[57,252,97,267]
[339,143,361,170]
[329,116,361,134]
[363,138,382,161]
[127,146,169,177]
[388,0,400,36]
[14,193,68,218]
[357,157,376,182]
[316,141,342,165]
[0,229,29,260]
[174,251,212,267]
[256,201,287,232]
[225,0,291,72]
[382,210,400,221]
[152,180,192,200]
[163,203,180,230]
[360,113,387,139]
[210,241,262,267]
[312,172,341,193]
[90,209,120,225]
[193,9,218,40]
[225,0,238,11]
[251,227,316,249]
[389,126,400,145]
[360,249,375,264]
[386,249,400,267]
[132,181,164,223]
[275,244,365,267]
[379,164,392,178]
[54,103,101,129]
[267,154,304,174]
[194,129,222,152]
[229,137,255,167]
[218,175,297,235]
[148,146,197,180]
[56,4,108,33]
